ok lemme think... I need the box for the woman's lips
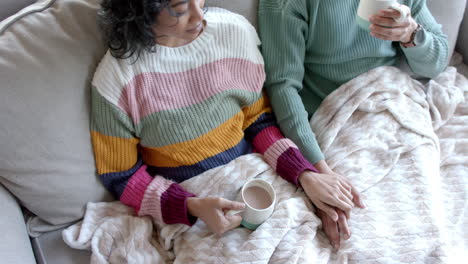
[187,23,202,33]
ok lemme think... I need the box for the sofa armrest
[0,183,37,264]
[456,7,468,64]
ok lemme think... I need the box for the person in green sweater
[258,0,448,249]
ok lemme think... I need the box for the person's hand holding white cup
[357,0,419,44]
[226,179,276,230]
[356,0,410,30]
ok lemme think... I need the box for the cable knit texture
[91,8,317,226]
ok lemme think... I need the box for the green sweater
[258,0,448,164]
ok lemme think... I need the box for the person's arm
[243,94,318,186]
[244,94,359,213]
[400,0,449,77]
[258,0,324,165]
[90,85,197,226]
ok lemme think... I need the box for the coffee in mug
[226,178,276,230]
[243,186,272,210]
[356,0,409,31]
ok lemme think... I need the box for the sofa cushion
[32,228,91,264]
[426,0,467,61]
[0,0,37,21]
[0,0,112,234]
[456,4,468,63]
[0,184,37,264]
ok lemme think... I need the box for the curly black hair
[98,0,178,60]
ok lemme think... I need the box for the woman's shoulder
[205,7,259,44]
[205,7,250,25]
[91,50,135,100]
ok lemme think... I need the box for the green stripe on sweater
[137,90,261,147]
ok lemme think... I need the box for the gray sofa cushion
[0,0,37,21]
[0,184,36,264]
[0,0,112,234]
[426,0,467,62]
[456,5,468,63]
[32,229,90,264]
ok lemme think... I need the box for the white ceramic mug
[356,0,409,30]
[227,179,276,230]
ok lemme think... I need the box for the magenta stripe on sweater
[161,184,197,226]
[138,176,174,223]
[263,138,298,170]
[118,58,265,124]
[120,165,152,212]
[252,126,284,154]
[276,148,318,186]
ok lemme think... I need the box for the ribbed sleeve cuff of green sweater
[400,28,432,58]
[300,138,325,165]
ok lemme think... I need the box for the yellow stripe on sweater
[91,131,140,175]
[141,111,245,167]
[242,94,272,130]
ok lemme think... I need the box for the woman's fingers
[369,15,398,28]
[328,193,353,213]
[317,208,341,249]
[212,208,242,235]
[341,178,366,209]
[217,198,245,210]
[337,211,351,240]
[377,8,402,19]
[339,183,353,201]
[224,214,242,231]
[348,184,366,209]
[316,201,339,222]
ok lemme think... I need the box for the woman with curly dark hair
[91,0,363,236]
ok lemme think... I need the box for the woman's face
[153,0,206,47]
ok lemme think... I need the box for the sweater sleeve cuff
[276,147,319,187]
[301,138,325,165]
[400,28,432,57]
[161,184,197,226]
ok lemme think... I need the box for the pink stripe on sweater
[263,138,298,170]
[138,176,174,224]
[252,126,284,154]
[118,58,265,124]
[120,165,153,212]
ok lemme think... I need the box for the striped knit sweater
[258,0,449,164]
[91,8,317,226]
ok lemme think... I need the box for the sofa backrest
[0,0,36,21]
[1,0,466,58]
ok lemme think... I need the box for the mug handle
[389,3,410,23]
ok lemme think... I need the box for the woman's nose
[189,1,204,23]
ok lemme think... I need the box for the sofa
[0,0,467,263]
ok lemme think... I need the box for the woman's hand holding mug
[357,0,417,43]
[188,178,277,235]
[187,197,245,235]
[369,6,418,43]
